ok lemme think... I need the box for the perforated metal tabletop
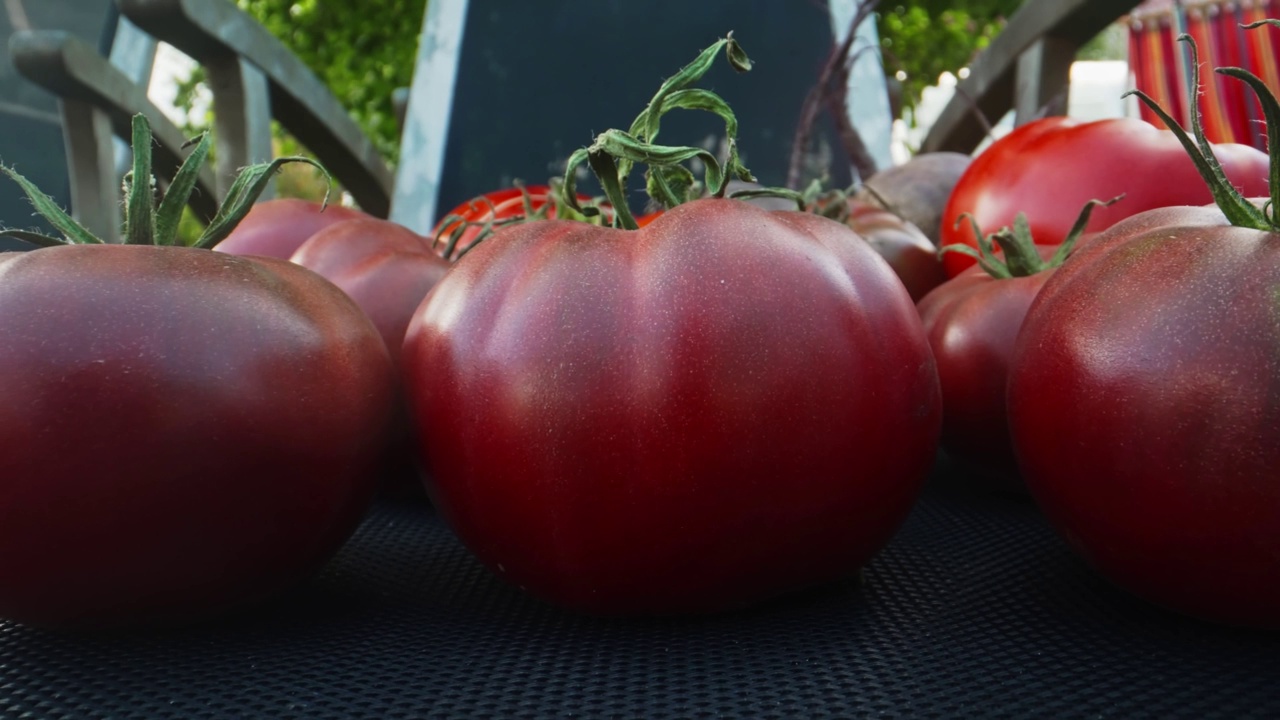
[1,457,1277,719]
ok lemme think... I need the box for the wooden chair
[920,0,1143,154]
[8,0,891,242]
[8,0,409,242]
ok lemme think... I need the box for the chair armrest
[118,0,394,217]
[8,30,219,227]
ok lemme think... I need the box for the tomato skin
[940,117,1270,277]
[858,151,971,245]
[403,198,941,614]
[916,260,1054,489]
[217,198,368,260]
[291,218,449,369]
[845,202,947,302]
[0,246,396,629]
[1008,205,1280,627]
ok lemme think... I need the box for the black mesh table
[2,457,1277,719]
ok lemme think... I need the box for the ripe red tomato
[940,117,1270,277]
[916,243,1060,489]
[291,218,449,369]
[635,210,664,227]
[844,202,947,302]
[291,218,449,498]
[217,198,368,259]
[0,246,396,628]
[431,185,595,259]
[402,198,942,614]
[1008,204,1280,626]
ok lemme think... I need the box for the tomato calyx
[940,196,1121,279]
[1125,24,1280,232]
[430,179,614,260]
[792,180,901,225]
[558,34,806,229]
[0,114,327,249]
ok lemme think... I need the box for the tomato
[431,185,595,259]
[1007,203,1280,627]
[844,202,946,302]
[920,268,1048,488]
[291,218,451,498]
[635,210,664,227]
[857,151,971,246]
[402,198,941,614]
[940,117,1270,277]
[0,246,396,628]
[291,218,449,369]
[217,198,368,259]
[917,241,1062,489]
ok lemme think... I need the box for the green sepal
[156,131,213,246]
[558,148,596,218]
[193,156,330,249]
[728,187,807,212]
[1122,33,1272,231]
[0,229,66,248]
[1216,65,1280,222]
[1045,195,1122,267]
[939,241,1011,280]
[587,146,639,230]
[562,34,770,228]
[0,165,102,245]
[125,114,156,245]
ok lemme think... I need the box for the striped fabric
[1128,0,1279,149]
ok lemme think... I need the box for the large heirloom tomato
[940,116,1270,277]
[918,204,1105,489]
[856,150,971,245]
[291,218,449,369]
[844,202,947,302]
[1008,206,1280,626]
[1007,43,1280,626]
[0,116,396,628]
[402,198,942,614]
[291,218,451,497]
[217,198,368,259]
[0,249,395,628]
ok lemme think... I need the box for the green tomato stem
[559,35,759,227]
[1122,30,1277,232]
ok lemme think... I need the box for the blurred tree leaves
[236,0,425,162]
[877,1,1025,113]
[173,0,424,165]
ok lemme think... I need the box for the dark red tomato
[1008,205,1280,627]
[940,117,1270,277]
[857,151,971,246]
[431,185,595,259]
[845,202,947,302]
[291,218,450,369]
[0,246,396,629]
[916,244,1059,490]
[217,198,368,259]
[402,198,941,615]
[291,218,449,499]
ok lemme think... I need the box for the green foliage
[172,0,424,164]
[237,0,425,161]
[877,1,1025,115]
[1076,23,1128,62]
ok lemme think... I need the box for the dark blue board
[0,0,115,247]
[437,1,852,215]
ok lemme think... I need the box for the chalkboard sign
[435,1,857,216]
[0,0,115,249]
